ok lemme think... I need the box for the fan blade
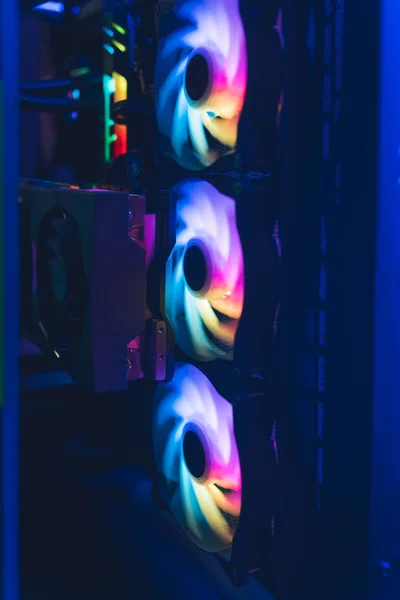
[203,113,240,148]
[155,0,247,169]
[209,486,241,516]
[166,180,244,361]
[153,364,242,553]
[196,300,238,346]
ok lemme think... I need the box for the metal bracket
[127,321,167,383]
[146,319,167,381]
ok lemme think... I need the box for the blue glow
[71,5,80,14]
[153,364,241,553]
[71,89,80,100]
[103,26,114,38]
[1,0,20,596]
[165,180,244,362]
[33,1,64,13]
[105,78,116,94]
[154,0,247,169]
[103,43,115,55]
[370,0,400,569]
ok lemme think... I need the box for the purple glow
[33,1,64,13]
[153,363,241,553]
[155,0,247,168]
[143,214,156,268]
[166,180,244,361]
[274,9,285,49]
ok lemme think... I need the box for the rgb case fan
[155,0,247,170]
[166,179,244,361]
[153,363,241,553]
[160,185,281,581]
[20,185,146,392]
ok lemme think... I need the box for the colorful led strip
[102,74,116,162]
[112,71,128,158]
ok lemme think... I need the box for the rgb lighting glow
[166,180,244,361]
[112,72,128,158]
[155,0,247,169]
[33,1,64,13]
[102,75,115,162]
[153,363,241,553]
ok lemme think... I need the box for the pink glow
[166,180,244,361]
[155,0,247,168]
[154,363,241,552]
[143,214,156,268]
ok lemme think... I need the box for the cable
[20,74,102,93]
[20,94,98,112]
[111,98,154,125]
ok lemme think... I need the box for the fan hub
[184,50,212,107]
[183,241,210,295]
[183,429,207,480]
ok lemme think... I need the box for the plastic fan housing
[155,0,247,170]
[153,363,242,553]
[166,180,244,361]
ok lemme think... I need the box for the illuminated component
[166,180,244,361]
[103,43,115,55]
[112,40,126,53]
[112,72,128,158]
[153,363,241,553]
[103,75,116,163]
[105,78,116,94]
[67,89,80,100]
[33,1,64,13]
[70,67,90,77]
[103,26,114,38]
[155,0,247,169]
[112,23,126,36]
